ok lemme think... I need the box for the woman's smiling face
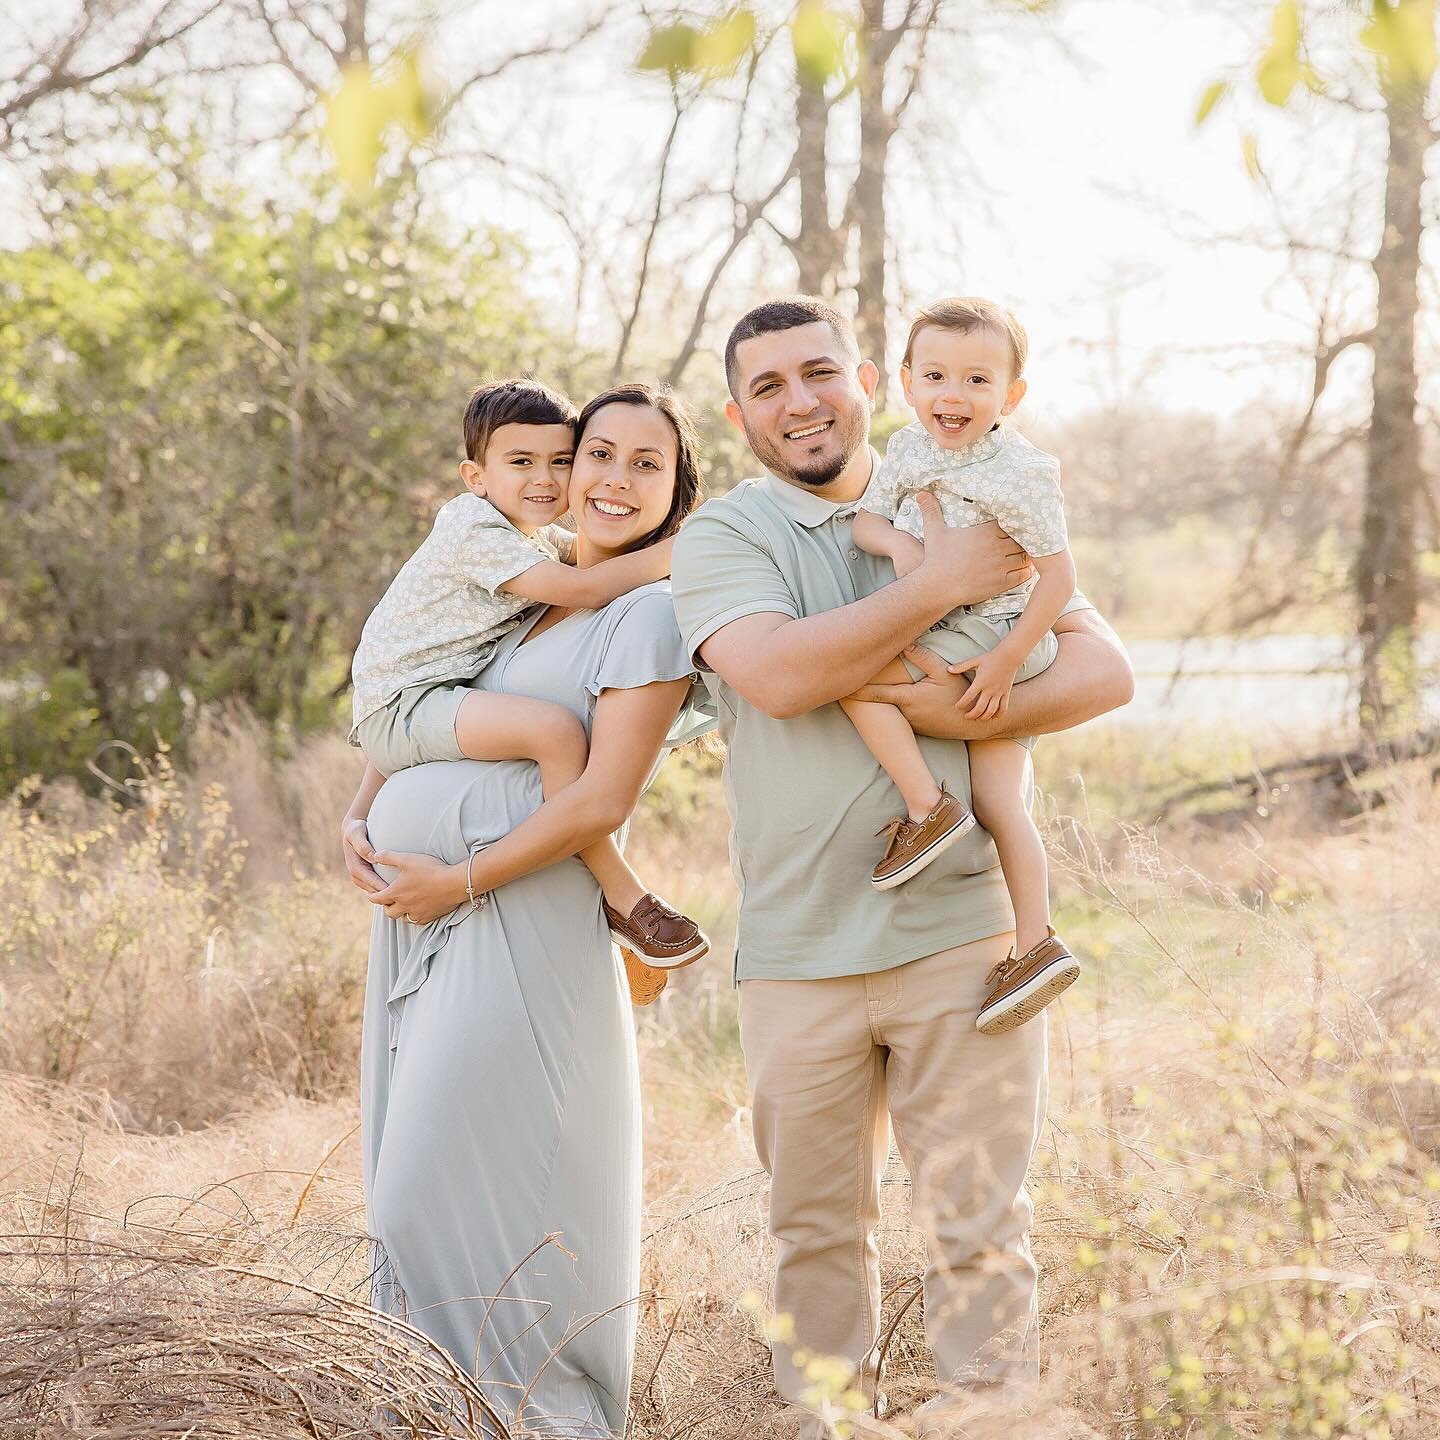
[569,402,678,557]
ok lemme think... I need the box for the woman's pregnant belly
[367,758,545,867]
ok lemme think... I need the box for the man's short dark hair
[724,296,860,398]
[463,378,577,462]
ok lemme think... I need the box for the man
[669,297,1132,1437]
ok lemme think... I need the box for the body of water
[1099,633,1440,736]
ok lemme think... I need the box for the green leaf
[637,21,700,75]
[694,8,757,79]
[1270,0,1301,52]
[791,0,850,89]
[1360,0,1438,91]
[1195,79,1229,125]
[1255,0,1303,106]
[322,49,436,199]
[1257,48,1301,104]
[1242,133,1262,179]
[324,63,389,197]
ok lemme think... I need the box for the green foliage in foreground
[0,158,584,787]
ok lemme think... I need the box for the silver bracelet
[465,842,490,913]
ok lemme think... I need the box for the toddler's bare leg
[967,738,1050,955]
[453,692,645,912]
[454,692,589,791]
[840,657,943,821]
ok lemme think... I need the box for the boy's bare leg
[454,692,643,912]
[840,657,943,821]
[578,837,647,915]
[967,738,1050,954]
[454,691,589,792]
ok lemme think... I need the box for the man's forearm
[729,571,960,718]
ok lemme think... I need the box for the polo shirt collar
[759,447,882,528]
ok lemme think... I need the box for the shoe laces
[985,952,1022,989]
[633,894,676,933]
[875,815,915,847]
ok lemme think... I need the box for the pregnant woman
[340,384,707,1437]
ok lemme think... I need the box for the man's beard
[746,404,868,488]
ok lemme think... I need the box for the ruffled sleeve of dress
[585,582,716,749]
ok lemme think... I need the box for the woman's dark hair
[573,383,703,550]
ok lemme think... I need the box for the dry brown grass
[2,713,1438,1438]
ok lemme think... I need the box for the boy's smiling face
[900,324,1027,451]
[459,422,576,533]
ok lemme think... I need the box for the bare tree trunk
[789,78,840,294]
[855,0,892,403]
[850,1,939,404]
[1356,83,1428,734]
[341,0,369,65]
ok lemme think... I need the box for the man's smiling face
[724,322,876,491]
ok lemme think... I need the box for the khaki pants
[738,933,1047,1416]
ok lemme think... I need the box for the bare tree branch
[612,82,689,380]
[664,158,801,388]
[1,0,223,136]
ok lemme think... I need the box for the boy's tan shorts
[907,610,1059,752]
[355,682,470,775]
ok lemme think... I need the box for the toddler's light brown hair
[901,297,1028,381]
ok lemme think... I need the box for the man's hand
[853,644,991,737]
[913,492,1034,607]
[341,816,385,895]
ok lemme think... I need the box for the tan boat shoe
[604,893,710,969]
[975,927,1080,1035]
[871,783,976,891]
[620,947,669,1006]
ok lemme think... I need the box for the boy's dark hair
[463,378,577,462]
[723,296,860,398]
[574,383,704,547]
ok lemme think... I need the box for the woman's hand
[341,817,385,894]
[368,850,469,925]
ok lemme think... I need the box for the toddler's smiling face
[901,324,1027,451]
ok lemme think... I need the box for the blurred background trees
[1198,0,1439,735]
[0,0,1436,786]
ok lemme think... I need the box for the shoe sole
[871,811,977,891]
[976,958,1081,1035]
[620,948,668,1006]
[608,930,710,970]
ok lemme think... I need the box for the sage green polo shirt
[671,468,1088,983]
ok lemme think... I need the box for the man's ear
[459,459,485,495]
[1001,376,1028,415]
[857,358,880,401]
[723,399,745,434]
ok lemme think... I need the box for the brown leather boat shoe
[976,927,1080,1035]
[605,893,710,969]
[871,783,976,890]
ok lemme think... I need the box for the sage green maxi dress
[360,583,706,1439]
